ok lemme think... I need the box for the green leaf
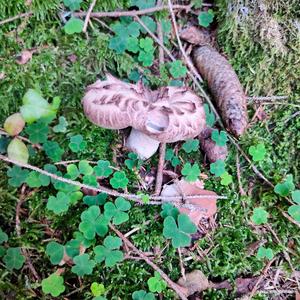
[110,171,129,189]
[94,160,113,177]
[64,17,84,34]
[132,290,156,300]
[25,120,49,144]
[83,193,107,206]
[47,192,70,214]
[83,174,98,187]
[20,89,60,124]
[69,134,87,153]
[169,80,183,87]
[211,130,228,147]
[161,19,171,34]
[292,190,300,204]
[251,207,268,225]
[163,214,197,248]
[109,35,127,54]
[79,206,108,240]
[274,175,295,197]
[210,160,226,177]
[0,136,10,154]
[0,246,6,257]
[257,246,274,260]
[65,239,81,258]
[198,9,214,27]
[26,171,50,188]
[125,152,142,170]
[181,162,200,182]
[249,143,266,162]
[171,156,181,167]
[63,0,82,10]
[71,253,96,276]
[43,141,64,162]
[126,37,139,53]
[138,50,154,67]
[7,166,29,187]
[169,60,187,78]
[69,191,83,204]
[67,164,80,180]
[192,0,203,9]
[203,104,215,127]
[78,160,93,175]
[91,282,105,297]
[165,149,174,161]
[53,116,68,133]
[42,274,65,297]
[137,192,150,204]
[220,172,233,186]
[288,205,300,222]
[147,272,167,293]
[94,236,123,267]
[104,197,131,225]
[0,228,8,244]
[130,0,155,9]
[160,203,179,219]
[4,113,25,136]
[127,21,140,37]
[46,241,64,265]
[182,139,199,153]
[73,231,94,248]
[7,138,29,163]
[3,247,25,270]
[140,16,156,34]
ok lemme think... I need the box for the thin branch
[247,95,289,102]
[83,0,97,33]
[0,155,227,203]
[110,224,188,300]
[178,248,186,281]
[280,210,300,229]
[0,12,33,26]
[236,153,246,196]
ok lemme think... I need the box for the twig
[236,153,246,196]
[177,248,186,281]
[0,12,33,26]
[110,224,188,300]
[0,154,226,203]
[74,4,191,19]
[280,210,300,229]
[83,0,97,33]
[247,95,289,102]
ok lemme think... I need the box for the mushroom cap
[82,74,206,143]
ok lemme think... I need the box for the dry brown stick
[110,224,188,300]
[0,12,33,26]
[0,154,226,203]
[236,153,246,196]
[247,95,289,102]
[83,0,97,33]
[177,248,186,281]
[280,210,300,229]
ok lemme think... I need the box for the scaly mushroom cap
[82,74,206,143]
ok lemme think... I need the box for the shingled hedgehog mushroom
[82,74,207,159]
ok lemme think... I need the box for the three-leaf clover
[69,134,87,153]
[83,193,107,206]
[79,160,93,175]
[198,9,214,27]
[169,60,187,78]
[163,214,197,248]
[132,290,156,300]
[139,37,154,52]
[94,236,123,267]
[257,246,274,260]
[211,130,228,147]
[126,37,139,53]
[165,149,181,167]
[220,172,233,186]
[251,207,268,225]
[67,164,80,180]
[25,120,49,143]
[249,143,266,162]
[3,247,25,270]
[94,160,113,177]
[125,152,142,170]
[110,171,129,189]
[46,241,64,265]
[47,192,70,214]
[160,203,179,219]
[138,51,154,67]
[71,253,96,276]
[79,206,108,239]
[274,175,295,197]
[181,163,200,182]
[53,116,68,133]
[43,141,64,162]
[130,0,155,9]
[182,139,199,153]
[26,171,50,187]
[210,160,226,177]
[139,16,156,33]
[7,166,29,187]
[147,271,167,293]
[64,17,84,34]
[91,282,105,297]
[42,273,65,297]
[104,197,131,225]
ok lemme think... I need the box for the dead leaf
[16,50,32,65]
[161,179,217,225]
[177,270,210,296]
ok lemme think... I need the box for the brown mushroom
[82,74,206,159]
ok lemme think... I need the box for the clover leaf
[125,152,142,170]
[182,139,199,153]
[25,120,49,144]
[292,190,300,204]
[46,241,64,265]
[3,247,25,270]
[72,253,96,276]
[65,239,81,258]
[274,175,295,197]
[42,273,65,297]
[211,130,228,147]
[109,35,127,54]
[7,138,29,163]
[220,171,233,186]
[69,134,87,153]
[79,206,108,240]
[140,16,156,33]
[83,174,98,187]
[73,231,95,248]
[79,160,93,175]
[84,193,107,206]
[147,272,167,293]
[91,282,105,297]
[63,0,82,10]
[94,160,113,177]
[139,37,154,52]
[126,37,139,53]
[104,197,131,225]
[53,116,68,133]
[198,9,214,27]
[204,103,215,127]
[181,162,200,182]
[288,205,300,222]
[249,143,266,162]
[94,236,123,267]
[0,228,8,244]
[257,246,274,260]
[7,166,29,187]
[47,192,70,214]
[165,149,181,167]
[67,164,80,180]
[251,207,268,225]
[26,171,50,187]
[160,203,179,219]
[138,50,154,67]
[43,141,64,162]
[132,290,156,300]
[210,160,226,177]
[163,214,197,248]
[137,192,150,204]
[64,17,84,34]
[130,0,155,9]
[110,171,129,189]
[169,60,187,78]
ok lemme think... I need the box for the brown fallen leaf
[16,50,33,65]
[161,179,217,225]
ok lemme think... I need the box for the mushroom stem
[125,128,160,160]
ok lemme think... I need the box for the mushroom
[82,74,207,159]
